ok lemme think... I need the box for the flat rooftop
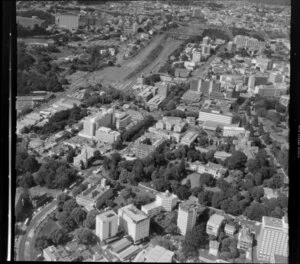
[96,210,117,222]
[119,204,148,223]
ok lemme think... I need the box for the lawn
[38,218,61,237]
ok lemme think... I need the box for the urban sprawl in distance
[15,0,290,263]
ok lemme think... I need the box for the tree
[244,202,268,221]
[66,149,76,163]
[182,223,208,257]
[119,168,130,183]
[225,151,247,170]
[93,150,101,159]
[200,173,216,187]
[198,190,213,206]
[77,228,97,245]
[174,185,191,200]
[18,172,36,188]
[70,207,87,226]
[84,210,99,230]
[251,186,264,202]
[153,178,170,192]
[50,228,68,246]
[63,199,79,215]
[212,191,225,208]
[57,193,71,211]
[186,179,191,189]
[216,178,230,192]
[35,236,51,250]
[133,195,154,209]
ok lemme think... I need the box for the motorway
[17,200,57,261]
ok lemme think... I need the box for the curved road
[17,201,57,261]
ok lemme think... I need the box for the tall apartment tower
[96,210,118,241]
[118,204,150,243]
[177,199,198,236]
[203,36,210,45]
[257,216,288,262]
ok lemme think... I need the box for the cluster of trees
[159,83,189,111]
[202,28,230,41]
[126,35,168,80]
[81,85,134,108]
[17,10,55,26]
[118,186,154,209]
[26,106,88,135]
[152,211,178,235]
[71,45,115,72]
[35,227,70,250]
[150,235,178,252]
[18,43,35,71]
[15,189,33,222]
[164,109,198,119]
[271,142,288,173]
[218,236,240,261]
[17,70,63,95]
[181,223,209,258]
[56,194,87,231]
[254,96,287,122]
[16,149,40,188]
[34,160,78,189]
[120,115,155,142]
[95,188,114,210]
[17,24,50,38]
[230,27,264,41]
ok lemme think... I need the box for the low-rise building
[141,190,178,217]
[95,127,121,143]
[237,227,253,251]
[76,178,112,211]
[224,224,236,237]
[196,162,227,179]
[223,126,246,137]
[209,240,220,256]
[206,214,225,237]
[214,151,232,161]
[143,245,174,262]
[180,130,198,147]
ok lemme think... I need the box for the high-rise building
[118,204,150,243]
[177,199,199,236]
[257,216,288,263]
[96,210,118,241]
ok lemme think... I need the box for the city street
[17,201,57,261]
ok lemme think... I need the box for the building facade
[177,199,199,236]
[206,214,225,237]
[96,210,118,241]
[118,204,150,243]
[257,216,288,263]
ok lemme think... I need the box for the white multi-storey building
[206,214,225,237]
[192,50,202,62]
[96,210,118,241]
[257,216,288,263]
[118,204,150,243]
[177,199,199,236]
[95,127,120,143]
[223,126,246,137]
[199,110,233,125]
[141,190,178,217]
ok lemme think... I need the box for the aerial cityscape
[15,0,290,262]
